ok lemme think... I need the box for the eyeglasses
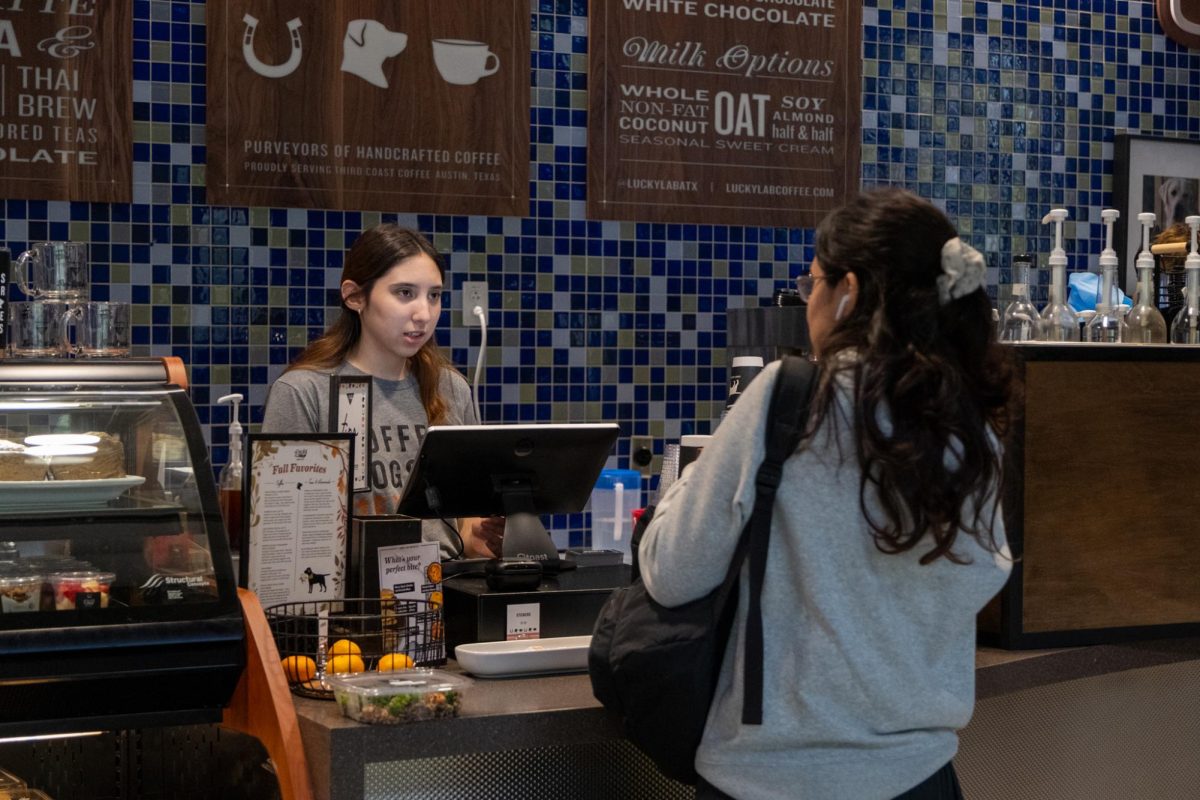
[794,274,832,303]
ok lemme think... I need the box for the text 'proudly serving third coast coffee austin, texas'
[588,0,861,226]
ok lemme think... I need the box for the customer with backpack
[637,187,1018,799]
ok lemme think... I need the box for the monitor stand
[500,488,562,572]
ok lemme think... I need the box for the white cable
[471,305,486,423]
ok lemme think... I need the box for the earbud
[834,294,850,321]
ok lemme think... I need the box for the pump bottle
[1037,209,1079,341]
[1085,209,1124,343]
[217,393,245,552]
[1125,212,1168,343]
[1169,216,1200,344]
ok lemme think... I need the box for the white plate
[0,475,146,512]
[454,635,592,678]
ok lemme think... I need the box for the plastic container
[589,468,641,563]
[328,669,468,725]
[49,570,114,610]
[0,573,42,613]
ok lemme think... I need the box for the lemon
[377,652,415,672]
[328,639,361,657]
[281,655,317,684]
[328,654,366,674]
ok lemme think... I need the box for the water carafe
[589,468,641,563]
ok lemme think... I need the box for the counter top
[294,637,1200,800]
[973,636,1200,699]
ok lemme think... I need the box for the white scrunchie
[936,237,987,305]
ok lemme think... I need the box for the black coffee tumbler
[721,355,764,419]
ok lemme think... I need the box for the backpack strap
[741,355,818,725]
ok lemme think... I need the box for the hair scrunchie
[936,237,987,305]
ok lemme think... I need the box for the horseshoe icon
[242,13,303,79]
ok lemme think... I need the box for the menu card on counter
[0,1,132,202]
[207,0,529,215]
[377,541,443,658]
[377,541,441,606]
[587,0,861,226]
[241,434,353,607]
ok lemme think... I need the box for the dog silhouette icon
[341,19,408,89]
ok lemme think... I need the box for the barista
[261,224,503,559]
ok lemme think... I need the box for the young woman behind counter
[261,223,502,559]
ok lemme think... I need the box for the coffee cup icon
[432,39,499,85]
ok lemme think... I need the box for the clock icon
[330,375,372,492]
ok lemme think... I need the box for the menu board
[588,0,861,226]
[0,0,132,203]
[207,0,529,215]
[242,434,353,607]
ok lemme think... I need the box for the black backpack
[588,356,817,784]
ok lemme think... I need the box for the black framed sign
[240,433,354,606]
[329,374,372,492]
[1113,135,1200,292]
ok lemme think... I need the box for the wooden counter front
[981,344,1200,649]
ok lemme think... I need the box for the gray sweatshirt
[261,362,477,556]
[639,360,1011,800]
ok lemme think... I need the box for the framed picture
[1113,135,1200,292]
[329,374,372,492]
[240,433,354,606]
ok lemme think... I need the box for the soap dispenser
[1038,209,1079,341]
[216,393,244,552]
[1085,209,1124,343]
[1169,216,1200,344]
[1125,212,1168,343]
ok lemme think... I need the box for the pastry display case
[0,359,244,736]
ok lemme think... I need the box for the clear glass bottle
[1000,254,1039,341]
[1038,209,1079,341]
[1169,216,1200,344]
[1085,209,1124,343]
[1125,212,1168,343]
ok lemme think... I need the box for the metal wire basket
[265,596,445,700]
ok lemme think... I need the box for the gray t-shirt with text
[261,361,477,556]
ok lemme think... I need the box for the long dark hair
[288,224,456,425]
[808,187,1018,563]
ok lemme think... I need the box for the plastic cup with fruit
[49,570,114,610]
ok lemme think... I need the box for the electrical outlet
[629,435,655,476]
[461,281,488,326]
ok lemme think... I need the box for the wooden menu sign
[207,0,529,214]
[0,1,132,203]
[588,0,861,226]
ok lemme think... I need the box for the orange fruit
[377,653,415,672]
[281,655,317,684]
[328,638,361,658]
[328,654,366,674]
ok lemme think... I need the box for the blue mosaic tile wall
[1,0,1198,539]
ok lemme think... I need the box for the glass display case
[0,359,244,736]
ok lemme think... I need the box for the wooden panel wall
[1021,360,1200,632]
